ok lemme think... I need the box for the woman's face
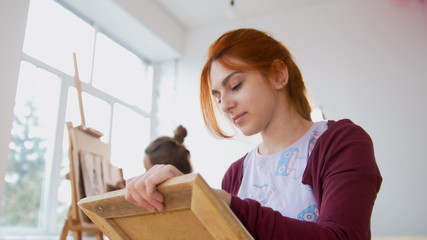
[210,59,278,136]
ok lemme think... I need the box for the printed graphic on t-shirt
[297,205,319,222]
[250,182,278,207]
[238,121,328,220]
[275,148,299,176]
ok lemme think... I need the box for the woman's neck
[258,106,313,156]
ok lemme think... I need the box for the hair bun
[173,125,187,144]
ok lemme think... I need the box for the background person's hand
[125,164,183,212]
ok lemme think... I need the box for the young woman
[125,28,382,240]
[143,125,192,174]
[111,125,192,191]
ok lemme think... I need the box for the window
[0,0,153,236]
[0,61,61,233]
[92,32,153,111]
[311,106,326,122]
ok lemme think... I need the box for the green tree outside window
[0,100,46,227]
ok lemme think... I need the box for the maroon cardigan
[222,119,382,240]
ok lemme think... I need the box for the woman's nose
[220,93,234,113]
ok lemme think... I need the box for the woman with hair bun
[144,125,192,174]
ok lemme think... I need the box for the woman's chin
[239,126,259,137]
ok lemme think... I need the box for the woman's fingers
[126,172,160,211]
[125,188,156,212]
[124,164,183,211]
[144,165,181,199]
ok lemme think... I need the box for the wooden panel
[69,125,109,157]
[78,173,253,240]
[68,123,110,224]
[114,210,215,240]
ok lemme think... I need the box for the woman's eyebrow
[211,71,243,95]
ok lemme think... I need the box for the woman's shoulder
[310,118,375,163]
[324,119,372,141]
[327,118,358,129]
[305,118,380,182]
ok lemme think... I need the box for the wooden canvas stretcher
[78,173,254,240]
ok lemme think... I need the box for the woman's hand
[125,164,183,212]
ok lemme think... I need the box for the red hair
[200,28,311,138]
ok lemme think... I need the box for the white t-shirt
[237,121,328,222]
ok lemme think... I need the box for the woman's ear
[271,59,289,90]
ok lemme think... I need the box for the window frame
[1,17,154,238]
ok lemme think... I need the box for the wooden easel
[60,122,105,240]
[71,52,103,139]
[60,53,121,239]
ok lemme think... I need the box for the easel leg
[72,231,82,240]
[60,219,70,240]
[96,232,103,240]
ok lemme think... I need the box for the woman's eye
[231,82,242,91]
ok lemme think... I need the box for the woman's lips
[233,113,246,125]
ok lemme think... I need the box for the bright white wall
[0,1,30,215]
[173,0,427,236]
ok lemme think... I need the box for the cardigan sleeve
[221,119,382,240]
[221,155,245,195]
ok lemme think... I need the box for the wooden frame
[78,173,254,240]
